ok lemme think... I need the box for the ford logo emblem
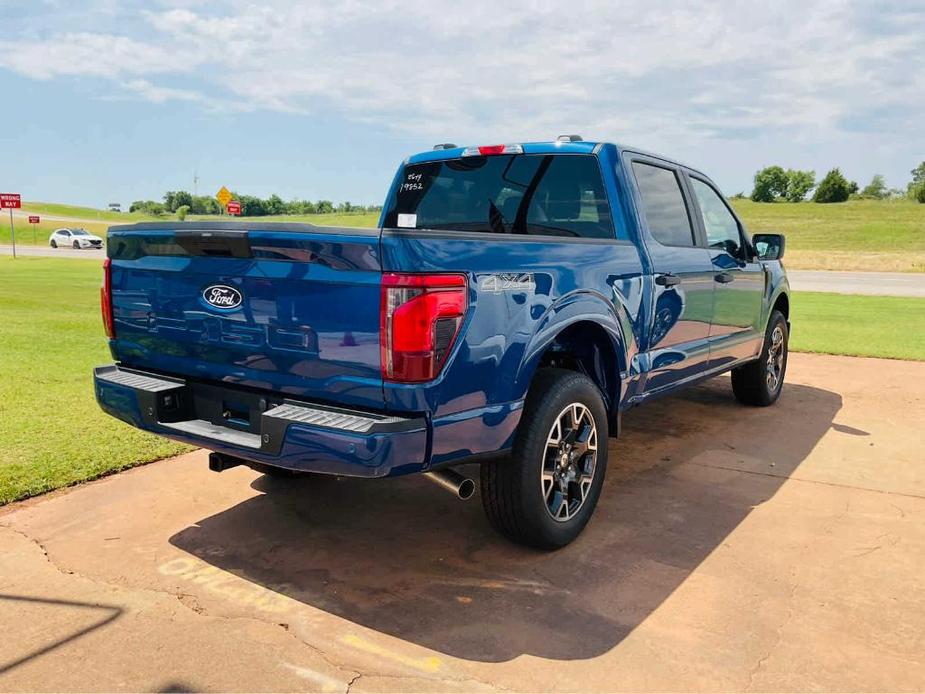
[202,284,243,310]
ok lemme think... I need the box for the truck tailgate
[106,223,384,410]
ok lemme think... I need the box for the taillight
[101,257,115,338]
[380,273,467,382]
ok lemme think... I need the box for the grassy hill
[4,198,922,272]
[730,198,924,272]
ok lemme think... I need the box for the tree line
[749,161,925,203]
[129,191,382,219]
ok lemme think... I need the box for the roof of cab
[405,140,698,174]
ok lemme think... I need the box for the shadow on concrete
[0,595,122,675]
[170,378,841,663]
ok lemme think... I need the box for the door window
[631,162,695,247]
[690,178,742,257]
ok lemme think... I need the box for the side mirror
[752,233,785,261]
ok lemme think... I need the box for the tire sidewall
[762,311,789,401]
[515,373,609,548]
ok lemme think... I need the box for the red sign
[226,200,241,216]
[28,215,40,224]
[0,193,21,209]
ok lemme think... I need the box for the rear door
[107,224,384,410]
[685,175,765,368]
[628,157,715,393]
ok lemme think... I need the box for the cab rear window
[383,154,615,239]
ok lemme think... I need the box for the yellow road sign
[216,186,232,207]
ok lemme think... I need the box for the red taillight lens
[380,273,467,382]
[101,257,115,338]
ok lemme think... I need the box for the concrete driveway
[1,353,923,691]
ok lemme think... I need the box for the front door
[630,159,715,393]
[687,176,765,368]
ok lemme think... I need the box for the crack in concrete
[0,524,505,692]
[686,462,925,501]
[744,575,799,692]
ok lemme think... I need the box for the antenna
[193,170,199,196]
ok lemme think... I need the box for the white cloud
[1,0,922,151]
[121,79,202,103]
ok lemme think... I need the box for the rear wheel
[50,240,57,248]
[480,368,608,549]
[731,310,788,406]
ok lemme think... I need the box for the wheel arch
[516,291,632,437]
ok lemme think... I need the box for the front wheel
[731,310,788,406]
[73,241,80,250]
[480,368,608,549]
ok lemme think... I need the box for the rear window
[383,154,615,239]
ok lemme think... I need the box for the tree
[861,175,888,199]
[751,166,788,202]
[265,194,286,216]
[848,180,859,195]
[238,195,267,216]
[129,200,165,215]
[163,190,193,213]
[176,204,190,221]
[784,169,815,202]
[316,200,334,214]
[913,182,925,204]
[813,168,852,203]
[911,161,925,185]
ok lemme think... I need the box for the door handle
[715,272,734,284]
[655,273,681,287]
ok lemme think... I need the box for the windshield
[71,229,89,236]
[383,154,614,239]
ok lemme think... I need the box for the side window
[631,162,695,247]
[690,178,742,256]
[60,230,70,236]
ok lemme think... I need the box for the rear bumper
[94,364,522,477]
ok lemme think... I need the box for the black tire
[480,368,608,549]
[49,240,57,248]
[73,241,80,250]
[732,310,788,406]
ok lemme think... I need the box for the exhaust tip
[423,469,475,500]
[457,477,475,500]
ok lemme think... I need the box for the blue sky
[1,0,923,207]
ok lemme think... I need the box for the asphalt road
[1,245,105,260]
[787,269,925,297]
[1,353,923,691]
[3,245,924,297]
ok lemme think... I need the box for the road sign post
[216,187,232,216]
[1,193,21,259]
[29,215,39,244]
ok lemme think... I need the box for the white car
[49,228,104,250]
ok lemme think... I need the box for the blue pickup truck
[94,137,789,548]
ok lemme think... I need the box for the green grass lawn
[0,257,191,505]
[21,201,154,222]
[0,255,921,505]
[789,292,925,361]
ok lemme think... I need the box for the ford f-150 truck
[94,137,789,548]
